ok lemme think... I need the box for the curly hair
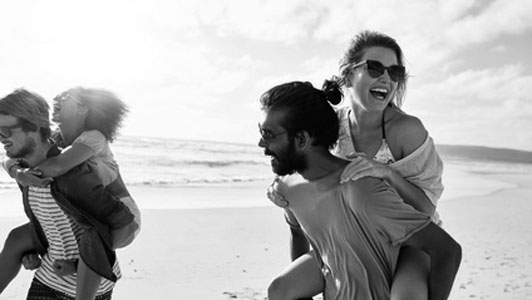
[58,87,129,142]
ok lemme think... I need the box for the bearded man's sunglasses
[0,123,23,138]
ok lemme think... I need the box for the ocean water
[0,136,273,191]
[0,136,531,207]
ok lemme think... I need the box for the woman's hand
[22,253,42,270]
[267,177,289,208]
[52,259,77,276]
[15,168,53,187]
[340,152,392,183]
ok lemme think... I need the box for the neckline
[305,166,345,191]
[306,166,343,182]
[346,107,387,152]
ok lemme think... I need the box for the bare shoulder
[386,108,428,158]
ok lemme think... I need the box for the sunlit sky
[1,0,531,151]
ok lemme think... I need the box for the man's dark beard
[6,137,36,159]
[269,140,307,176]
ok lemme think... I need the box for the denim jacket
[21,144,134,282]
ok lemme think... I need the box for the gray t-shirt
[269,167,431,300]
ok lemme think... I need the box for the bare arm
[343,114,437,215]
[386,115,436,215]
[342,156,436,215]
[35,143,94,178]
[403,223,462,300]
[284,209,309,261]
[384,168,436,215]
[2,158,52,187]
[289,225,310,261]
[2,159,18,177]
[267,179,310,261]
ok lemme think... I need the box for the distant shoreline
[117,135,532,154]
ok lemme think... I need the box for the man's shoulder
[342,176,387,193]
[341,177,400,208]
[275,173,308,190]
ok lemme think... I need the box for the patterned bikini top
[333,107,396,165]
[374,139,395,165]
[374,110,395,164]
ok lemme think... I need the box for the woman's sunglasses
[53,92,81,105]
[352,60,406,82]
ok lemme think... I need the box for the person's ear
[344,72,353,87]
[295,131,311,150]
[77,104,89,115]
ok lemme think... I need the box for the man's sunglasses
[258,123,287,143]
[0,123,23,138]
[352,60,406,82]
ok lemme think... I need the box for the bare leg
[111,221,139,249]
[0,223,34,293]
[268,251,323,300]
[75,201,139,299]
[390,246,430,300]
[76,259,102,300]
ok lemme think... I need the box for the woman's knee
[268,274,317,300]
[269,253,323,300]
[268,275,292,300]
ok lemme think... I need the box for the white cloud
[438,0,478,22]
[192,0,329,42]
[0,0,531,150]
[406,64,532,150]
[444,0,532,45]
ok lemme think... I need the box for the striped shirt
[28,186,120,297]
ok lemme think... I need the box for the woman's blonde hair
[338,30,408,107]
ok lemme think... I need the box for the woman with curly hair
[1,87,141,300]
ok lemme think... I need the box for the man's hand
[21,253,41,270]
[52,259,77,276]
[15,168,53,187]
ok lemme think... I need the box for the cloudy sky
[1,0,531,151]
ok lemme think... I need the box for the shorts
[26,278,113,300]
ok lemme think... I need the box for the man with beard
[0,88,133,299]
[259,81,462,300]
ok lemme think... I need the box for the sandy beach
[1,167,532,299]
